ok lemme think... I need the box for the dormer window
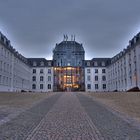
[102,61,105,66]
[33,61,37,66]
[48,61,51,66]
[87,61,90,66]
[40,61,44,66]
[94,62,98,66]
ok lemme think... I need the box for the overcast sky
[0,0,140,60]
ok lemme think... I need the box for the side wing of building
[85,58,111,92]
[28,58,53,92]
[0,32,31,92]
[107,33,140,91]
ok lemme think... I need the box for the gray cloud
[0,0,140,59]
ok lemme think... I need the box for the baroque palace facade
[0,32,140,92]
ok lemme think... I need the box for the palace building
[0,32,140,92]
[53,38,85,91]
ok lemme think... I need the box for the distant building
[28,58,53,92]
[53,40,85,67]
[53,39,85,91]
[0,32,140,92]
[85,58,110,92]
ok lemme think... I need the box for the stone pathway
[77,93,140,140]
[26,93,103,140]
[0,92,140,140]
[0,93,61,140]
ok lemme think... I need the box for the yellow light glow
[64,75,71,78]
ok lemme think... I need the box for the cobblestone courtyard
[0,92,140,140]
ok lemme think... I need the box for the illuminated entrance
[53,66,85,91]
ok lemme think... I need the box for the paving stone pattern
[0,112,8,120]
[26,93,103,140]
[0,93,61,140]
[77,93,140,140]
[0,92,140,140]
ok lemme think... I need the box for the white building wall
[107,43,140,91]
[85,67,108,92]
[1,31,140,92]
[136,45,140,89]
[0,33,31,92]
[0,41,13,91]
[12,57,31,91]
[31,67,53,92]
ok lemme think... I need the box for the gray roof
[111,32,140,64]
[85,58,111,67]
[1,30,140,67]
[53,41,85,52]
[0,31,29,65]
[27,58,53,67]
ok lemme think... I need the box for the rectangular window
[32,84,36,89]
[32,76,36,81]
[95,69,98,73]
[48,76,51,82]
[9,78,11,86]
[95,76,98,81]
[10,66,12,73]
[7,64,9,73]
[102,69,106,73]
[103,84,106,89]
[87,75,91,81]
[48,69,51,74]
[102,76,106,81]
[0,61,2,71]
[33,69,36,74]
[40,84,43,89]
[4,63,6,72]
[40,76,44,81]
[48,84,51,89]
[87,69,91,73]
[87,84,91,89]
[40,69,43,74]
[0,75,1,84]
[95,84,98,89]
[6,77,8,85]
[3,76,5,85]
